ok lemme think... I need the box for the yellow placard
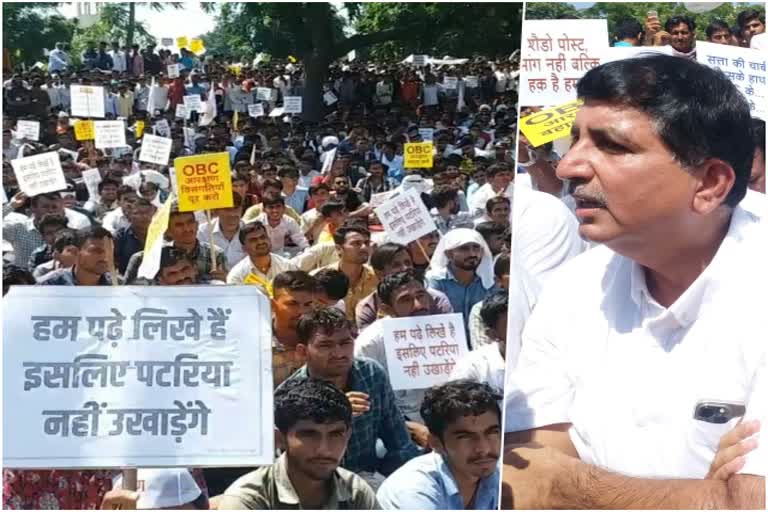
[74,120,95,141]
[176,36,189,49]
[189,39,205,55]
[404,142,434,168]
[288,55,297,63]
[244,272,273,297]
[174,152,233,212]
[518,99,583,148]
[136,120,145,139]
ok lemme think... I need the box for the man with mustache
[225,221,297,289]
[377,381,502,510]
[502,55,765,508]
[280,307,422,489]
[218,377,378,509]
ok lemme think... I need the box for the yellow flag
[287,55,297,63]
[233,110,239,132]
[136,120,145,139]
[136,197,172,280]
[244,272,273,297]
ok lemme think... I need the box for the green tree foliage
[2,3,76,65]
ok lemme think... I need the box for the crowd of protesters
[2,34,518,510]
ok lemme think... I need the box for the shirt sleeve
[376,472,444,510]
[375,364,423,474]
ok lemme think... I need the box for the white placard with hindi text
[464,76,479,88]
[443,77,458,90]
[154,119,171,138]
[696,41,767,120]
[418,128,435,141]
[412,55,427,67]
[383,313,469,390]
[94,121,127,149]
[520,19,609,106]
[161,38,174,47]
[247,104,264,118]
[167,64,181,79]
[374,188,438,245]
[2,286,275,469]
[16,120,40,141]
[70,85,106,118]
[10,151,66,196]
[183,94,203,112]
[139,134,173,165]
[369,191,394,208]
[283,96,303,114]
[176,104,190,120]
[256,87,273,102]
[81,168,102,198]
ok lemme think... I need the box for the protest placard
[139,134,173,165]
[11,151,66,196]
[16,120,40,141]
[418,128,435,141]
[189,39,205,55]
[412,55,427,67]
[74,120,95,141]
[519,99,582,147]
[323,91,338,105]
[697,41,767,120]
[183,94,203,112]
[369,191,394,208]
[2,286,274,469]
[283,96,303,114]
[175,152,233,212]
[374,188,438,245]
[167,64,181,79]
[176,104,190,120]
[81,168,102,198]
[70,85,106,118]
[176,36,188,49]
[269,107,285,118]
[248,103,264,118]
[519,19,608,106]
[94,121,127,149]
[443,77,458,90]
[404,142,434,168]
[256,87,274,102]
[161,38,174,47]
[382,313,469,390]
[464,76,479,88]
[154,119,171,138]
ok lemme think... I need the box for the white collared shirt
[254,213,308,252]
[197,218,247,269]
[226,252,297,285]
[504,206,767,479]
[450,342,505,393]
[468,182,513,218]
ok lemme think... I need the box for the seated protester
[312,222,378,321]
[279,307,422,487]
[476,196,510,227]
[241,178,303,225]
[253,194,309,253]
[430,185,474,234]
[475,221,508,257]
[331,174,369,218]
[469,252,510,349]
[467,162,513,218]
[197,192,247,269]
[3,191,71,269]
[33,229,79,282]
[279,166,310,214]
[3,264,35,296]
[218,378,378,510]
[104,469,208,510]
[271,271,317,388]
[407,230,440,282]
[123,204,227,284]
[376,381,502,510]
[451,290,508,393]
[301,183,332,244]
[103,185,139,234]
[313,268,349,311]
[226,221,297,290]
[426,228,497,331]
[85,177,121,221]
[313,199,349,245]
[156,246,205,285]
[355,271,438,436]
[38,226,114,286]
[114,198,155,275]
[357,160,397,202]
[232,171,257,210]
[356,243,453,332]
[27,213,69,270]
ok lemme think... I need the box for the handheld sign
[404,142,434,168]
[464,76,479,88]
[175,104,190,120]
[247,104,264,118]
[412,55,427,67]
[161,37,174,47]
[176,36,189,49]
[323,91,338,105]
[74,120,95,141]
[11,151,67,196]
[135,120,145,139]
[256,87,273,102]
[81,168,102,198]
[519,99,582,147]
[183,95,203,112]
[70,84,106,118]
[167,64,181,79]
[283,96,303,114]
[139,134,173,166]
[174,152,233,212]
[269,107,285,118]
[154,119,171,138]
[374,188,438,245]
[2,286,275,469]
[443,77,458,90]
[383,313,469,390]
[16,120,40,141]
[189,39,205,55]
[418,128,435,142]
[94,121,127,149]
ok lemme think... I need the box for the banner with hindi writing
[383,313,469,390]
[2,286,274,469]
[696,41,766,121]
[374,188,438,245]
[520,19,608,106]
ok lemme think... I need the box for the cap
[479,104,492,112]
[113,469,202,509]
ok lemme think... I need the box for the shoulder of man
[335,466,379,510]
[37,268,74,286]
[217,465,275,510]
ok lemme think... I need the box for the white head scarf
[426,228,495,289]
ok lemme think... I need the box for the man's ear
[296,343,308,358]
[275,428,286,451]
[692,158,736,215]
[429,433,445,455]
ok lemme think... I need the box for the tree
[524,2,582,20]
[2,3,76,66]
[202,2,522,121]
